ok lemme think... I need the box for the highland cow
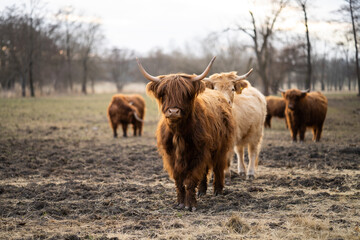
[280,89,327,142]
[107,94,145,137]
[204,69,267,179]
[265,96,286,128]
[137,57,235,211]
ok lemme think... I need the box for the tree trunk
[29,60,35,97]
[349,0,360,96]
[82,58,88,95]
[66,30,73,92]
[29,17,35,97]
[21,73,26,97]
[302,3,312,90]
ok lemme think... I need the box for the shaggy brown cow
[137,57,235,211]
[204,70,267,179]
[107,94,145,137]
[265,96,286,128]
[280,89,327,142]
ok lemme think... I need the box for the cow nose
[166,108,181,118]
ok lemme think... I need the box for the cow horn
[301,89,310,93]
[136,58,161,82]
[235,68,253,80]
[192,56,216,81]
[133,111,144,122]
[279,88,286,93]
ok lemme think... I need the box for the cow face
[137,57,216,122]
[204,70,252,105]
[281,89,310,111]
[147,75,206,121]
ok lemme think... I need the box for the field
[0,93,359,240]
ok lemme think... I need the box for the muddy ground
[0,94,359,239]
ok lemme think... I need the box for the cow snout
[288,104,295,110]
[165,108,181,119]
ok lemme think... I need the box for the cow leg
[312,127,317,142]
[197,167,208,197]
[133,123,137,136]
[138,122,143,136]
[299,126,306,142]
[112,122,118,138]
[265,115,271,128]
[174,176,185,209]
[213,161,225,196]
[290,126,298,142]
[315,124,323,142]
[235,146,246,178]
[247,144,258,180]
[184,177,197,211]
[122,123,128,137]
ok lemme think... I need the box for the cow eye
[232,88,235,92]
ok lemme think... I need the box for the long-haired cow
[265,96,286,128]
[280,89,327,142]
[204,70,267,179]
[137,57,235,211]
[107,94,145,137]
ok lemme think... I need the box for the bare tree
[296,0,312,90]
[226,0,287,95]
[108,48,135,92]
[78,20,103,94]
[339,0,360,95]
[55,7,81,92]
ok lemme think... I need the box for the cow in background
[107,94,145,137]
[137,57,235,211]
[204,69,267,179]
[265,96,286,128]
[280,89,327,142]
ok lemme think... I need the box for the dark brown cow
[280,89,328,142]
[265,96,286,128]
[137,57,235,211]
[107,94,145,137]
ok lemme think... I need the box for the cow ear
[300,92,307,98]
[146,81,160,98]
[193,80,206,95]
[281,92,286,98]
[203,80,214,89]
[234,80,248,94]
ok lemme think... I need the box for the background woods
[0,0,359,97]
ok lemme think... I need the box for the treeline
[0,0,359,97]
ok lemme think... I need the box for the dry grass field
[0,93,359,240]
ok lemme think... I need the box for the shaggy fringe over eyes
[146,74,206,110]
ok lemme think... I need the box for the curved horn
[136,58,160,82]
[301,89,310,93]
[192,56,216,81]
[133,111,144,123]
[236,68,253,80]
[278,88,286,93]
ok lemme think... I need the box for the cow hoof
[197,192,206,198]
[239,172,246,179]
[247,175,255,180]
[175,203,184,209]
[214,189,223,196]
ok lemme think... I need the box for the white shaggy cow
[204,70,267,179]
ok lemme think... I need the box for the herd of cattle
[107,57,328,211]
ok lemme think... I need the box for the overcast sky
[0,0,346,54]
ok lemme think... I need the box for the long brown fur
[265,96,286,128]
[147,73,235,210]
[281,89,327,142]
[107,94,145,137]
[206,71,266,178]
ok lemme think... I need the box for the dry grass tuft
[225,215,250,234]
